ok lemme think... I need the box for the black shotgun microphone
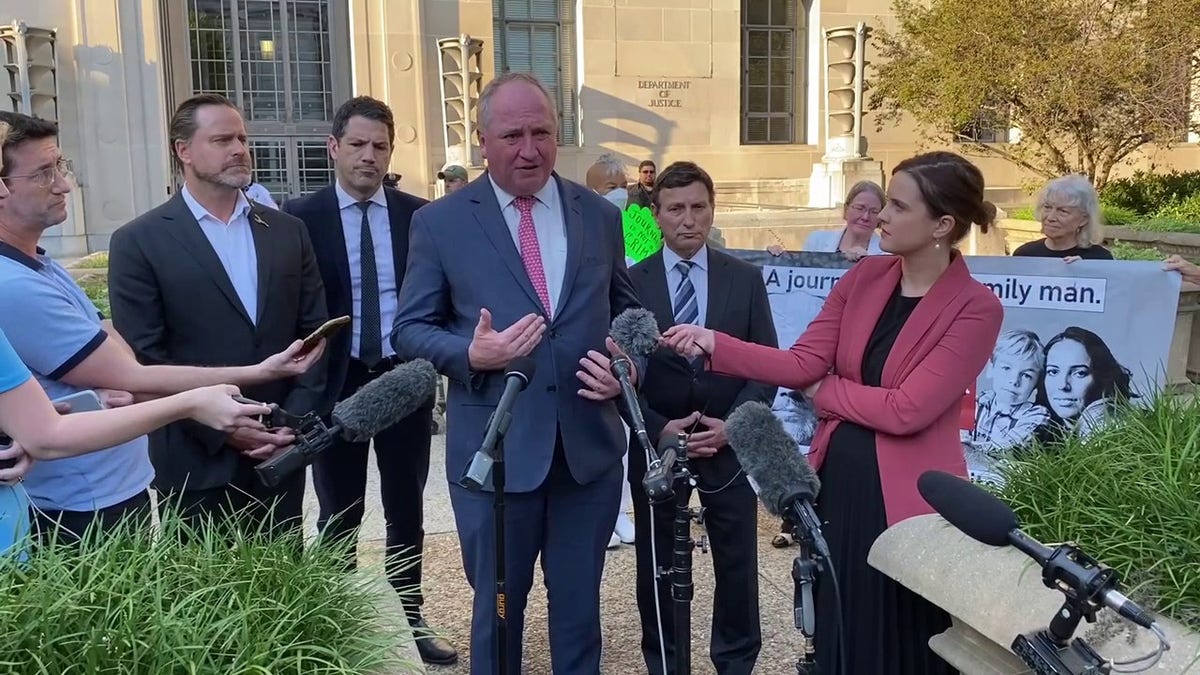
[460,357,537,491]
[726,401,830,559]
[917,470,1158,631]
[254,358,439,486]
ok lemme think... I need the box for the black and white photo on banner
[728,250,1181,486]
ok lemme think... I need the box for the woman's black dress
[813,286,956,675]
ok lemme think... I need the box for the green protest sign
[622,204,662,262]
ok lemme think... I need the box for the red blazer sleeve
[811,292,1003,436]
[708,262,859,390]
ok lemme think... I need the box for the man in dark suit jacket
[108,94,328,536]
[282,96,457,666]
[629,161,777,675]
[392,73,642,675]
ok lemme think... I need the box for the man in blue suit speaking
[392,72,642,674]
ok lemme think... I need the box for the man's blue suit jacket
[392,173,642,492]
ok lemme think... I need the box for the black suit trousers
[629,445,762,675]
[313,359,434,622]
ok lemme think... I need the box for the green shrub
[1100,170,1200,216]
[1009,206,1035,220]
[997,395,1200,630]
[1099,204,1139,226]
[1108,241,1164,261]
[1125,217,1200,235]
[1154,192,1200,224]
[0,510,412,674]
[77,275,110,318]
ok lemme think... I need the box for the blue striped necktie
[673,260,698,325]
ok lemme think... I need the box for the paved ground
[301,435,814,674]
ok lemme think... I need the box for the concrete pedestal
[807,158,885,208]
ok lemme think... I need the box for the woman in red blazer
[664,151,1003,675]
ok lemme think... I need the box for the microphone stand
[489,410,512,675]
[1011,545,1112,674]
[791,536,823,675]
[648,432,707,675]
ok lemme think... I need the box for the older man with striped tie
[625,161,778,675]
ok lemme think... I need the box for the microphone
[917,471,1158,631]
[610,307,661,357]
[459,357,536,491]
[725,401,830,559]
[254,358,439,487]
[610,307,662,462]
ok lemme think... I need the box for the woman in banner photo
[1012,174,1113,261]
[1034,326,1134,443]
[662,151,1003,675]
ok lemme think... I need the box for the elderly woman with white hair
[1013,174,1113,261]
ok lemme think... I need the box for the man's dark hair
[168,93,240,170]
[639,159,656,170]
[0,112,59,178]
[331,96,395,146]
[651,161,715,209]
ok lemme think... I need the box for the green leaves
[996,394,1200,629]
[0,509,413,674]
[870,0,1200,187]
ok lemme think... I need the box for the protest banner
[622,205,662,263]
[728,250,1182,484]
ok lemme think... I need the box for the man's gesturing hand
[468,308,546,371]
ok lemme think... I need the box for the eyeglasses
[2,158,74,189]
[848,203,881,217]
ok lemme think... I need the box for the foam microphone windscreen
[610,308,661,357]
[725,401,821,517]
[332,358,439,443]
[916,470,1018,547]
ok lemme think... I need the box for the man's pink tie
[513,196,552,315]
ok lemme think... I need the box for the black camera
[248,404,336,488]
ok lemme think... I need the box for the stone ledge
[367,575,427,674]
[869,514,1199,674]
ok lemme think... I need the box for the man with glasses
[0,111,323,544]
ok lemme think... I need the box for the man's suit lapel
[162,193,254,327]
[312,186,352,312]
[704,249,732,333]
[249,204,275,328]
[553,176,584,323]
[638,252,676,335]
[469,177,551,314]
[384,188,411,284]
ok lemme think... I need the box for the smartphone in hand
[300,315,351,354]
[51,390,104,414]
